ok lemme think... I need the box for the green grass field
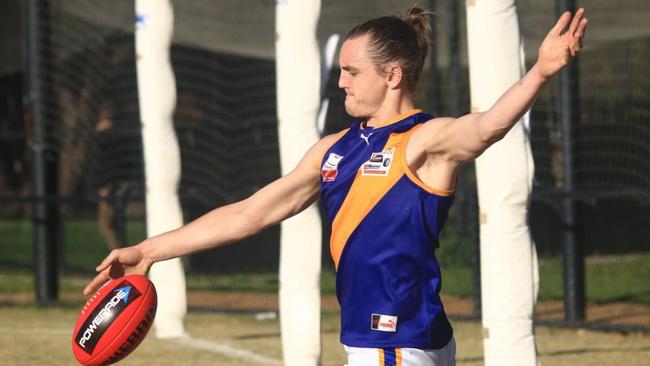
[2,253,650,305]
[2,218,650,305]
[0,305,649,366]
[1,219,650,365]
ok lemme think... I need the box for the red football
[72,274,157,366]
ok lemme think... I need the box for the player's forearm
[476,63,548,144]
[133,150,322,264]
[137,202,259,263]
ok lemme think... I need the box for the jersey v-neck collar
[360,109,422,130]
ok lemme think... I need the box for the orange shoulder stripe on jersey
[330,132,407,269]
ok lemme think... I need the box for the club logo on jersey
[360,148,394,176]
[321,152,344,182]
[371,313,398,332]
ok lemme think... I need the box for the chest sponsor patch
[371,313,398,332]
[321,152,344,182]
[360,148,394,176]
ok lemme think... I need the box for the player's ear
[386,64,404,89]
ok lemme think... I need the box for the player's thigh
[343,338,456,366]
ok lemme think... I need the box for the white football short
[343,337,456,366]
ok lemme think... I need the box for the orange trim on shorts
[329,133,407,269]
[378,348,385,365]
[396,348,402,366]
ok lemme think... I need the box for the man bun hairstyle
[345,6,432,93]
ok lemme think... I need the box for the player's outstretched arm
[83,133,341,295]
[413,8,588,163]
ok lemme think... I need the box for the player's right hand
[536,8,588,80]
[83,246,153,296]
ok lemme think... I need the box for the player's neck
[365,96,415,128]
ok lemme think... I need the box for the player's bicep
[238,134,340,230]
[243,165,320,230]
[416,114,491,163]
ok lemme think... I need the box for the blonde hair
[345,7,432,92]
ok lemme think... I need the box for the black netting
[0,0,648,330]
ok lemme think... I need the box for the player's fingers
[95,249,120,272]
[570,19,588,55]
[109,262,126,279]
[83,270,110,296]
[577,18,588,39]
[568,8,585,36]
[549,11,571,36]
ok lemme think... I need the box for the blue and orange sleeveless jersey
[320,110,454,349]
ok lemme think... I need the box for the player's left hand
[83,246,153,296]
[536,8,588,80]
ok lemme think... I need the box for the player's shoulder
[419,116,454,129]
[412,116,456,138]
[320,128,350,147]
[326,127,352,140]
[409,116,457,155]
[300,128,351,169]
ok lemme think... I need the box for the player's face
[338,35,389,118]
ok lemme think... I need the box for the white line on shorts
[170,336,283,366]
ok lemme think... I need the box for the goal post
[135,0,187,339]
[465,0,540,365]
[275,1,323,365]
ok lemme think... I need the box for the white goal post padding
[135,0,188,339]
[275,1,323,365]
[466,0,540,365]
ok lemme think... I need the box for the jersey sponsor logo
[360,148,394,176]
[371,313,398,332]
[321,152,344,182]
[360,132,373,145]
